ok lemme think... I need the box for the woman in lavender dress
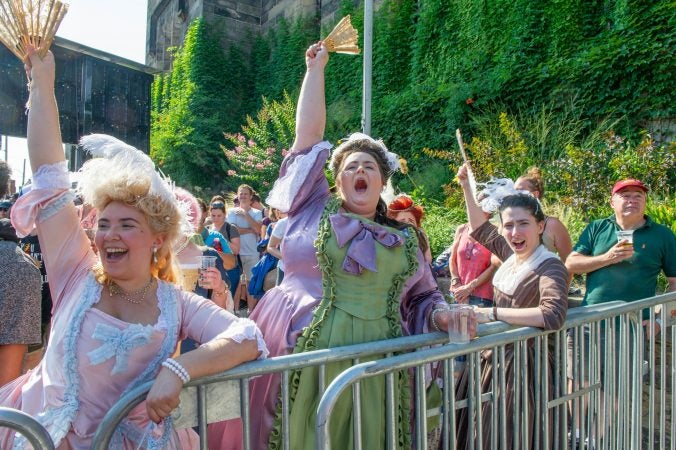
[208,42,474,450]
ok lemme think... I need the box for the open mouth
[511,239,526,252]
[354,178,368,193]
[105,247,128,262]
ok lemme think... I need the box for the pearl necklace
[109,277,154,304]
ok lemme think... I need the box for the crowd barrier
[34,291,673,449]
[317,292,676,450]
[0,407,55,450]
[92,330,454,449]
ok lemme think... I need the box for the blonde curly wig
[78,134,181,284]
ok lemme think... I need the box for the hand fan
[324,15,360,55]
[0,0,69,61]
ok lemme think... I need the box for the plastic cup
[615,229,634,248]
[199,255,218,287]
[447,304,473,344]
[201,255,217,270]
[179,261,200,292]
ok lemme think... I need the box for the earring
[152,246,158,264]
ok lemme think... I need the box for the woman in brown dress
[454,163,568,449]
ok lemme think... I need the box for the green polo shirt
[575,215,676,307]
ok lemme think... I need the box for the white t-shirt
[226,208,263,256]
[271,217,288,272]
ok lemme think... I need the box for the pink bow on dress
[329,213,404,275]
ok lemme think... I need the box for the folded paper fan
[0,0,69,61]
[324,15,360,55]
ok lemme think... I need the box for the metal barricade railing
[317,292,676,450]
[0,407,55,450]
[92,330,456,449]
[90,291,674,449]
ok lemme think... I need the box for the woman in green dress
[208,41,474,450]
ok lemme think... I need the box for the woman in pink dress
[0,48,268,449]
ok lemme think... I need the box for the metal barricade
[0,407,55,450]
[92,331,453,449]
[317,292,676,450]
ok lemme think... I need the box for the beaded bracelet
[161,359,190,384]
[431,306,451,331]
[168,359,190,382]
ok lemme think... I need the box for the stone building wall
[146,0,357,71]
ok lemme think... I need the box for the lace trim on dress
[205,317,269,359]
[32,160,70,190]
[37,190,75,223]
[265,141,332,212]
[14,272,101,449]
[111,280,181,449]
[267,197,418,450]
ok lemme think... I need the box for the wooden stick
[455,128,478,198]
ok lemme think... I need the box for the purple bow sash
[329,213,404,275]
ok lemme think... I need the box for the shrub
[222,92,296,197]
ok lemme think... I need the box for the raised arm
[26,49,64,171]
[456,163,487,232]
[291,42,328,151]
[18,49,93,305]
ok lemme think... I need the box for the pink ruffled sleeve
[265,141,332,215]
[10,161,96,312]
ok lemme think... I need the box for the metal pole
[3,135,7,161]
[361,0,373,135]
[0,407,55,450]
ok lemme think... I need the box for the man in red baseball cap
[565,178,675,443]
[567,177,674,326]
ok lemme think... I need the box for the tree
[150,19,251,192]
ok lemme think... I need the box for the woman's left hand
[146,368,183,423]
[199,266,223,290]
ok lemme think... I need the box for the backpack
[222,222,243,270]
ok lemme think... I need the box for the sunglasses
[210,202,225,208]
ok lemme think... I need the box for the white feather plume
[478,177,532,213]
[78,134,176,206]
[380,179,397,205]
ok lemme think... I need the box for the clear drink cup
[179,259,201,292]
[447,304,473,344]
[616,229,634,249]
[199,255,218,288]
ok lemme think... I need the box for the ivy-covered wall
[151,0,674,195]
